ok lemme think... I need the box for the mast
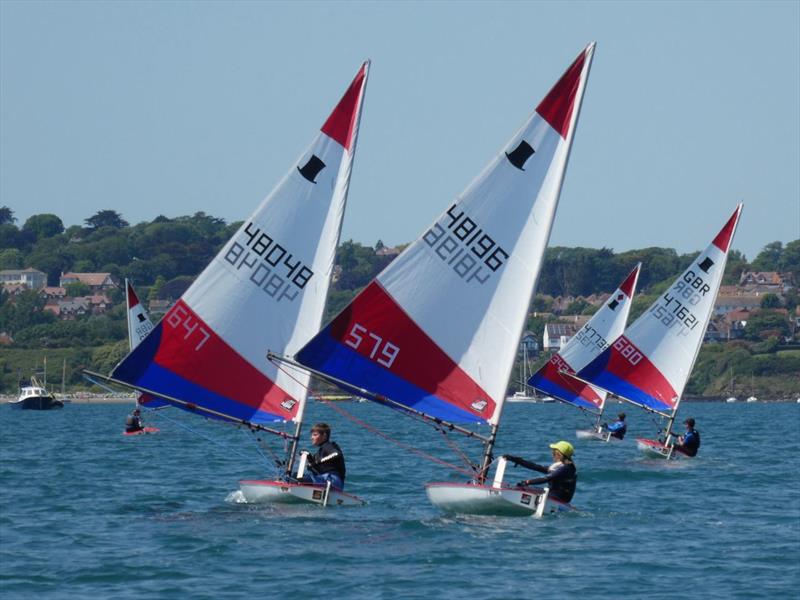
[294,45,597,484]
[279,61,371,479]
[105,62,372,464]
[124,278,134,352]
[479,43,597,475]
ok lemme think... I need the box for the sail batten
[109,63,370,428]
[297,45,596,427]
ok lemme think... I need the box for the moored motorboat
[9,377,64,410]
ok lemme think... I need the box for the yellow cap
[549,440,574,458]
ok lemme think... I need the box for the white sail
[578,205,743,416]
[297,45,596,431]
[110,63,370,426]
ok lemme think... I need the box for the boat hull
[123,427,160,436]
[425,482,573,517]
[575,428,624,442]
[9,396,64,410]
[238,479,365,507]
[636,438,689,460]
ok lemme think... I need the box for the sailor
[670,417,701,457]
[504,440,577,503]
[302,423,346,490]
[603,412,627,440]
[125,407,144,433]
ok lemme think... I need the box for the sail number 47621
[344,324,399,368]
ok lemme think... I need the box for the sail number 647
[344,324,399,368]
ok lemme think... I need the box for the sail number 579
[344,324,400,368]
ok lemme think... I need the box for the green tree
[565,298,590,314]
[85,210,129,230]
[0,248,23,269]
[780,239,800,281]
[0,289,54,335]
[760,294,782,309]
[750,241,783,272]
[0,206,15,225]
[0,224,21,249]
[22,214,64,241]
[723,250,748,285]
[530,295,553,313]
[149,276,167,301]
[743,310,790,341]
[26,238,70,285]
[64,282,91,297]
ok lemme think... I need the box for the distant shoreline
[2,395,797,405]
[0,394,135,405]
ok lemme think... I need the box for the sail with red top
[578,205,743,414]
[528,264,640,412]
[110,63,370,426]
[296,46,595,426]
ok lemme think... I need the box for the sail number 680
[344,323,400,369]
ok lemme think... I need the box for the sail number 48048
[344,324,399,368]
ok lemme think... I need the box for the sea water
[1,401,798,599]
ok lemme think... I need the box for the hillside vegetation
[1,207,798,396]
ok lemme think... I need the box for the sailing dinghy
[121,279,162,433]
[291,45,596,516]
[576,205,743,459]
[93,63,371,506]
[528,264,640,441]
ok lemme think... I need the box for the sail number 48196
[344,324,399,368]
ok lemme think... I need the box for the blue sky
[1,0,798,261]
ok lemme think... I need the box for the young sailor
[670,418,701,457]
[302,423,346,490]
[504,441,577,503]
[603,412,627,440]
[125,407,144,433]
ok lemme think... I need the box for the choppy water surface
[1,401,798,599]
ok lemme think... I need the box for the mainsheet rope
[85,373,286,474]
[273,359,479,479]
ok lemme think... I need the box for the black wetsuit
[307,440,346,483]
[125,414,143,433]
[506,455,577,503]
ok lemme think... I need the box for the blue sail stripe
[583,370,673,413]
[136,363,284,424]
[298,332,487,424]
[528,373,599,411]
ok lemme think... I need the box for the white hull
[575,428,614,442]
[636,438,688,460]
[725,397,738,403]
[425,482,573,517]
[238,480,365,507]
[505,393,537,403]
